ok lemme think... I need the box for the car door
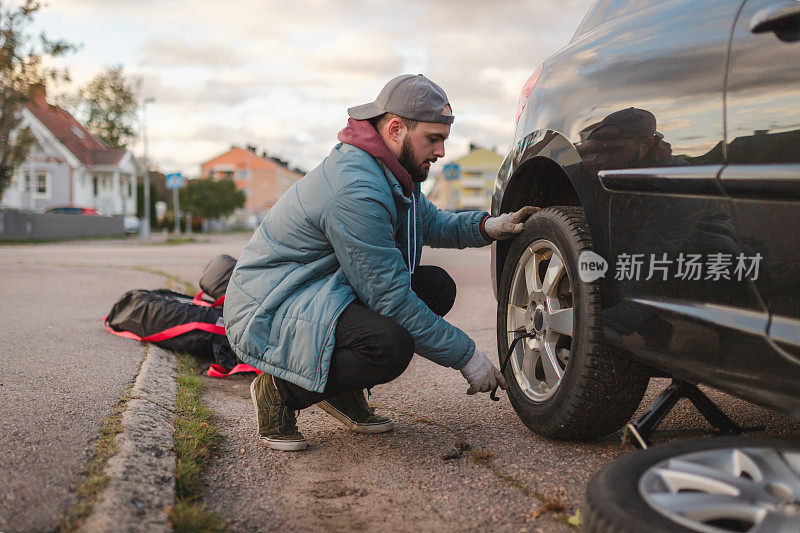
[572,1,769,389]
[719,0,800,407]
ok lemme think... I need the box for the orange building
[200,146,302,217]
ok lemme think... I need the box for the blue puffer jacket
[224,142,491,392]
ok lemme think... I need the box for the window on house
[32,172,50,198]
[93,176,99,196]
[19,171,50,198]
[236,170,250,180]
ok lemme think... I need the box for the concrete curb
[83,347,177,533]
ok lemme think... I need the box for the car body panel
[721,0,800,361]
[493,0,743,292]
[493,0,800,415]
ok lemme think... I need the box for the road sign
[443,164,461,181]
[165,172,184,190]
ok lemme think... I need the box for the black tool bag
[105,289,238,369]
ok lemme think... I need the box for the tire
[497,206,648,439]
[583,437,800,533]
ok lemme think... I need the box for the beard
[398,136,432,183]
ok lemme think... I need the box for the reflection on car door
[573,1,767,390]
[720,0,800,397]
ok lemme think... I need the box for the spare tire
[584,437,800,533]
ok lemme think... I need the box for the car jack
[623,380,743,449]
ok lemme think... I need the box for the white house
[1,87,140,215]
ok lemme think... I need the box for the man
[224,74,538,451]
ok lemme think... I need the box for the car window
[573,0,660,38]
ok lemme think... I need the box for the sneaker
[318,390,394,434]
[250,372,308,451]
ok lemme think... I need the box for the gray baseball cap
[348,74,454,125]
[587,107,661,139]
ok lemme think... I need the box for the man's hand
[484,206,540,240]
[459,348,508,395]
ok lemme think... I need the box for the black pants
[275,265,457,410]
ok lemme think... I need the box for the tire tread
[499,206,649,440]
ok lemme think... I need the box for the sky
[31,0,594,178]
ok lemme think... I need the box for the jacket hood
[337,118,413,198]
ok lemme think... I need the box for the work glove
[484,206,540,240]
[459,348,507,395]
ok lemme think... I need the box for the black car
[492,0,800,443]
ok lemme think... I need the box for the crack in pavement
[124,394,176,414]
[11,260,198,295]
[373,403,576,523]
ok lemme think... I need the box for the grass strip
[169,353,226,532]
[134,267,197,296]
[57,384,133,532]
[158,237,201,246]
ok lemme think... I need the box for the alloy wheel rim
[639,447,800,532]
[506,239,574,402]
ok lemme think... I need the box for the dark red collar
[337,118,413,198]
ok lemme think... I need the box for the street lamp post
[140,96,155,237]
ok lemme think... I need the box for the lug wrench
[490,332,535,401]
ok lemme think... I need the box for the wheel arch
[492,129,598,297]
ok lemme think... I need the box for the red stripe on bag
[104,317,225,342]
[104,315,254,380]
[192,292,225,307]
[207,363,261,377]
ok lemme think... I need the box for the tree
[181,179,246,221]
[72,64,141,149]
[0,0,75,201]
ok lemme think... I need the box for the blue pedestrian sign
[443,164,460,181]
[165,172,184,190]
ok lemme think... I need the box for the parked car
[493,0,800,439]
[43,206,100,216]
[44,205,140,234]
[123,216,141,235]
[493,0,800,530]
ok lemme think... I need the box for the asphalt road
[0,234,249,532]
[2,235,799,532]
[199,245,800,532]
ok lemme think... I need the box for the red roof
[24,94,127,167]
[88,149,128,166]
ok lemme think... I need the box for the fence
[0,209,125,241]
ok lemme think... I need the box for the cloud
[41,0,596,172]
[308,34,404,77]
[139,37,244,68]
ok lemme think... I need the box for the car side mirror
[750,1,800,42]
